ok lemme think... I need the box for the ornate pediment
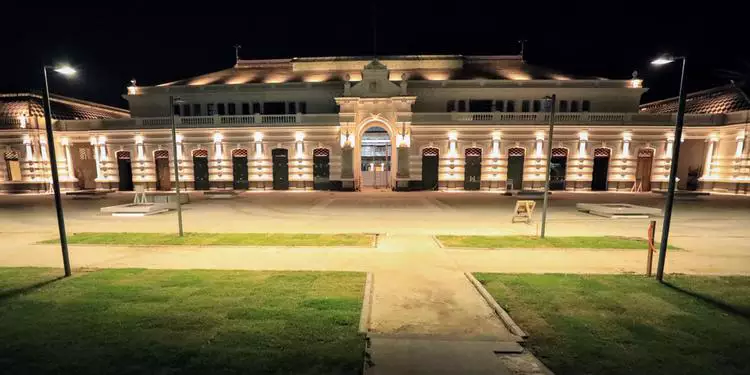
[349,59,402,98]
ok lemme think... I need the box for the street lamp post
[540,94,556,238]
[651,56,688,282]
[42,64,77,277]
[170,96,184,237]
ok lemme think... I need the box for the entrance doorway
[154,150,171,191]
[550,148,568,191]
[313,148,330,190]
[422,147,439,190]
[4,151,21,181]
[361,126,391,189]
[232,149,249,190]
[116,151,134,191]
[507,147,525,191]
[464,148,482,190]
[272,148,289,190]
[635,148,654,192]
[591,148,611,191]
[192,149,209,190]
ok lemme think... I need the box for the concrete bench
[66,190,112,199]
[652,190,710,200]
[203,190,238,199]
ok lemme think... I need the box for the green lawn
[438,235,680,249]
[41,232,374,247]
[0,268,366,374]
[475,273,750,375]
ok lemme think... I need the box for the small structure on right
[639,82,750,194]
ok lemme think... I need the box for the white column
[63,140,74,178]
[91,136,102,180]
[704,139,716,177]
[23,135,34,162]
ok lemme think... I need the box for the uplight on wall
[736,131,746,158]
[18,113,28,128]
[135,135,145,160]
[491,131,501,157]
[175,134,184,160]
[254,132,263,158]
[213,132,224,160]
[39,136,48,161]
[448,130,458,157]
[98,136,108,160]
[295,131,305,158]
[578,131,588,157]
[535,132,544,157]
[622,132,632,157]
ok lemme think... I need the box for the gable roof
[154,55,600,87]
[640,83,750,114]
[0,92,129,121]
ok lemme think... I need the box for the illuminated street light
[42,63,78,277]
[650,54,687,282]
[650,57,675,66]
[53,65,77,76]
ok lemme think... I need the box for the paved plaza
[1,191,748,373]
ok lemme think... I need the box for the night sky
[2,2,747,109]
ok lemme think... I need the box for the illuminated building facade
[1,55,748,194]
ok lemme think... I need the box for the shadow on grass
[0,276,65,303]
[662,282,750,321]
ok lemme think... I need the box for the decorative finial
[631,70,639,80]
[518,40,527,60]
[233,45,242,64]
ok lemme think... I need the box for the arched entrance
[359,125,392,189]
[231,148,249,190]
[591,148,611,191]
[422,147,439,190]
[192,149,209,190]
[272,148,289,190]
[116,151,134,191]
[550,148,568,191]
[464,147,482,190]
[154,150,171,191]
[507,147,525,191]
[635,148,654,192]
[313,148,331,190]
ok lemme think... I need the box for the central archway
[355,119,397,190]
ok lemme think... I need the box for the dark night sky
[2,1,747,109]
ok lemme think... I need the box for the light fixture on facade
[448,130,458,157]
[491,131,501,157]
[254,132,263,158]
[578,131,588,157]
[61,137,69,146]
[213,132,223,161]
[18,113,28,128]
[295,131,305,157]
[622,132,632,157]
[736,131,746,158]
[535,131,544,157]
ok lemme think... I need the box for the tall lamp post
[540,94,556,238]
[170,96,184,237]
[42,64,77,277]
[651,55,687,282]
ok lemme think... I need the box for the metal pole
[170,96,184,237]
[540,94,556,238]
[42,66,71,277]
[656,58,687,282]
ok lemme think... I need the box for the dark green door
[193,155,209,190]
[232,155,249,190]
[591,148,610,191]
[507,148,525,191]
[550,156,567,191]
[464,148,481,191]
[313,148,330,190]
[272,148,289,190]
[421,147,439,190]
[116,151,134,191]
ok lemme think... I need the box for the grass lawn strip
[0,267,365,375]
[41,232,374,247]
[475,273,750,375]
[438,235,680,250]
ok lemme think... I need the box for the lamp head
[651,56,675,66]
[53,65,77,76]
